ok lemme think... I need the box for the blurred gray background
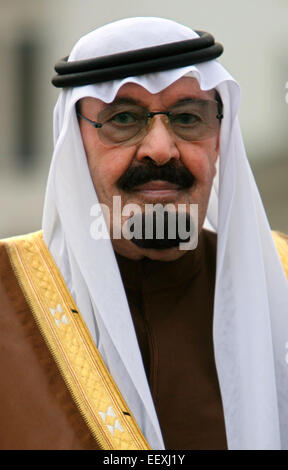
[0,0,287,238]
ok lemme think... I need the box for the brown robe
[0,239,101,450]
[116,229,227,450]
[0,229,287,450]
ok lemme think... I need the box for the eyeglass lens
[96,99,221,146]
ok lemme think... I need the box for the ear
[211,131,220,177]
[214,129,220,163]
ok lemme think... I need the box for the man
[0,17,288,450]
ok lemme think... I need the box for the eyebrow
[111,97,144,106]
[111,96,211,108]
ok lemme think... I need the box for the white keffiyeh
[43,17,288,450]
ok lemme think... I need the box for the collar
[115,229,211,292]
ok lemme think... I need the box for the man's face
[78,77,220,261]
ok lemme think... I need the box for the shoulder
[0,230,43,280]
[272,231,288,279]
[201,229,288,281]
[0,230,43,248]
[0,232,43,330]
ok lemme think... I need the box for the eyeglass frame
[76,95,223,146]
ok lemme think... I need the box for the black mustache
[117,161,195,191]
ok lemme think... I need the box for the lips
[133,180,181,191]
[132,179,183,200]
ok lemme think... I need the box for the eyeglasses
[77,98,223,147]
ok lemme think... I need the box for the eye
[111,112,138,125]
[171,113,200,126]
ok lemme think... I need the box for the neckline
[115,229,208,292]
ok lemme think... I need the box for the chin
[129,241,189,261]
[112,238,188,261]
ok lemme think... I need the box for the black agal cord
[51,31,223,88]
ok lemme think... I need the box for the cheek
[180,141,217,184]
[80,124,136,185]
[87,145,136,189]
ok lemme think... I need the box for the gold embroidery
[272,231,288,280]
[4,231,150,450]
[6,229,285,449]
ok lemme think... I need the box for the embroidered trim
[272,231,288,280]
[4,231,150,450]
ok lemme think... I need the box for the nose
[135,115,180,166]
